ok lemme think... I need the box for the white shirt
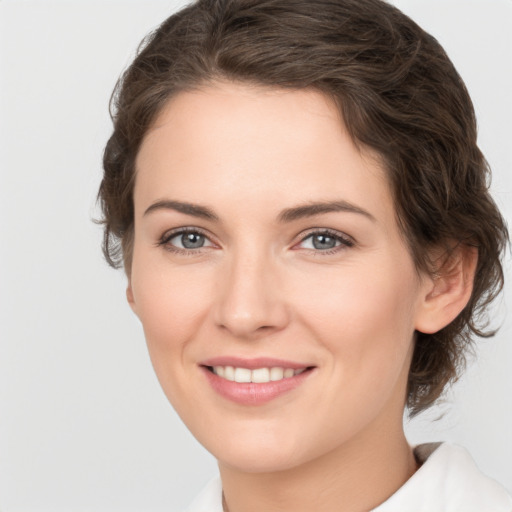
[184,443,512,511]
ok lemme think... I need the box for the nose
[213,249,290,340]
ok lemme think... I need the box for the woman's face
[128,82,432,472]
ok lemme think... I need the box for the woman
[98,0,511,510]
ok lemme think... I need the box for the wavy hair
[98,0,509,415]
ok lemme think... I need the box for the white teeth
[284,368,294,378]
[224,366,235,381]
[212,365,308,383]
[251,367,270,383]
[234,367,252,383]
[270,367,284,381]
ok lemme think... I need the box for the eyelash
[157,227,355,256]
[157,227,214,256]
[296,228,355,255]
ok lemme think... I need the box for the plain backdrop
[0,0,511,510]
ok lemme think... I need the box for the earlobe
[126,283,138,315]
[415,245,478,334]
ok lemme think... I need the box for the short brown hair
[98,0,509,415]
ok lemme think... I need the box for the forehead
[134,82,392,224]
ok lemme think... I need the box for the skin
[127,82,475,512]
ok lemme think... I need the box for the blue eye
[304,233,338,250]
[160,229,214,252]
[298,230,353,253]
[158,227,353,255]
[176,232,206,249]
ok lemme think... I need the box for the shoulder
[374,442,512,512]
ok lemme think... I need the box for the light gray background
[0,1,511,510]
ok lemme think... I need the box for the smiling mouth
[205,365,312,383]
[201,362,315,405]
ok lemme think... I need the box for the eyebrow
[143,199,375,223]
[144,200,219,221]
[277,200,376,223]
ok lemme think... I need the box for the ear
[126,281,138,316]
[415,245,478,334]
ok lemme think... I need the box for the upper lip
[200,356,313,370]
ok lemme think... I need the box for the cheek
[130,261,216,415]
[288,264,418,438]
[130,258,212,360]
[293,258,418,373]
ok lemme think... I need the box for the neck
[219,419,417,512]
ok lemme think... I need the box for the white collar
[373,442,512,511]
[184,443,512,512]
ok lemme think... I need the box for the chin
[216,445,303,474]
[199,424,307,474]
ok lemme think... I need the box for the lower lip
[201,367,314,405]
